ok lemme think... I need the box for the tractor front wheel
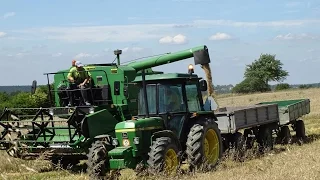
[147,137,181,175]
[87,140,110,180]
[186,117,222,171]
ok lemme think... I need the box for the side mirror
[199,80,207,91]
[31,80,37,94]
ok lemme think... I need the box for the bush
[299,84,312,89]
[232,77,271,94]
[275,83,290,91]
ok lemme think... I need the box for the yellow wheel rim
[164,148,179,174]
[203,129,219,164]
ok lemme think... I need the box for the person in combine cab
[67,61,92,106]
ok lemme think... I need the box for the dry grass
[1,88,320,179]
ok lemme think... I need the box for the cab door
[158,83,188,139]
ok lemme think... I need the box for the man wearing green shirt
[67,61,92,106]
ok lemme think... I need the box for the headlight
[122,139,130,147]
[133,137,139,144]
[112,138,118,146]
[49,108,54,115]
[89,107,94,114]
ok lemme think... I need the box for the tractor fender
[151,130,182,151]
[191,112,218,122]
[93,134,112,144]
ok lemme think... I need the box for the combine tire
[87,140,110,180]
[295,120,306,141]
[147,137,180,175]
[186,117,222,171]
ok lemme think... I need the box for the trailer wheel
[244,129,254,149]
[232,132,245,161]
[186,117,222,171]
[295,120,306,140]
[87,140,110,180]
[279,125,291,144]
[257,126,273,152]
[147,137,180,175]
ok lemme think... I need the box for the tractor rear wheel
[87,140,110,180]
[186,117,222,171]
[147,137,180,175]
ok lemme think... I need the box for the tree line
[0,85,52,111]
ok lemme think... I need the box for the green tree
[244,54,289,85]
[232,77,270,94]
[275,83,290,91]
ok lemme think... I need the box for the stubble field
[1,88,320,180]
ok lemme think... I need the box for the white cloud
[2,12,15,19]
[52,52,62,57]
[159,34,187,44]
[209,32,232,40]
[7,52,29,58]
[122,47,146,53]
[0,32,7,38]
[14,24,174,43]
[193,19,320,28]
[172,0,213,2]
[9,19,320,43]
[307,49,315,52]
[274,33,319,40]
[285,1,302,8]
[74,53,100,59]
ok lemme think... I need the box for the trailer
[214,103,280,153]
[258,99,310,144]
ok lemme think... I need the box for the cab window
[158,84,185,113]
[185,83,201,112]
[138,85,157,115]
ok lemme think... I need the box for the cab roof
[133,73,201,82]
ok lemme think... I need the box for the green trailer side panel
[258,99,310,125]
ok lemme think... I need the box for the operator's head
[75,61,84,70]
[72,59,76,66]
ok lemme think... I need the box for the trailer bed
[215,104,279,134]
[258,99,310,125]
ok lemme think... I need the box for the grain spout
[201,63,219,108]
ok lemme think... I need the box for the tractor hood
[115,117,163,132]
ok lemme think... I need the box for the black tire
[147,137,181,175]
[186,117,223,171]
[295,120,306,140]
[244,129,254,149]
[232,132,245,161]
[51,156,80,169]
[87,140,110,180]
[279,125,291,144]
[257,125,273,152]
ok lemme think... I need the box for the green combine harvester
[0,45,220,171]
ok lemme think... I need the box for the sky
[1,0,320,86]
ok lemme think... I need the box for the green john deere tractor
[87,52,223,179]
